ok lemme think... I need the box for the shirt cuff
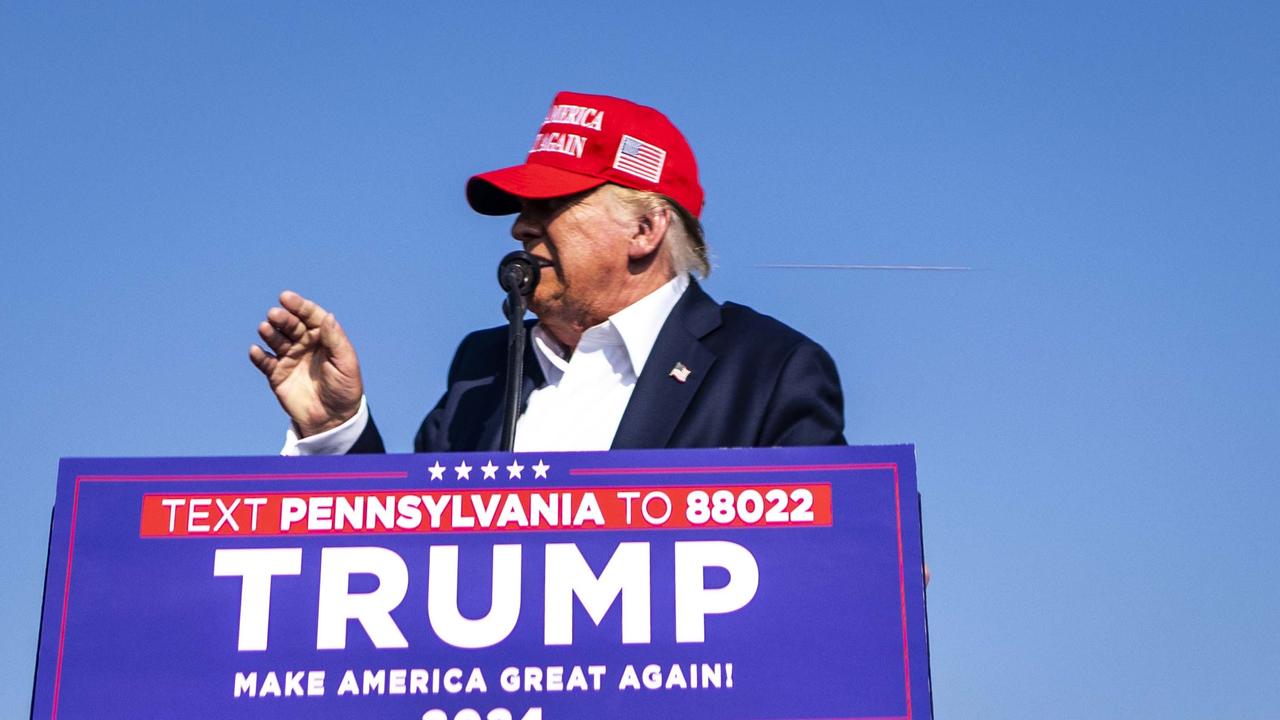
[280,396,369,456]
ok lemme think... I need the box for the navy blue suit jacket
[349,280,845,452]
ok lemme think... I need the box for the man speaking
[250,91,845,453]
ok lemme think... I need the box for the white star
[532,459,550,479]
[428,461,446,481]
[454,461,472,480]
[506,459,525,480]
[480,460,498,480]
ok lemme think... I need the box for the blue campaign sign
[32,445,931,720]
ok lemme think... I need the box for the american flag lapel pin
[669,362,692,383]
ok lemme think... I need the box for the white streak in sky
[754,263,975,271]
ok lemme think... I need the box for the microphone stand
[497,251,551,452]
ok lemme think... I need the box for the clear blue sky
[3,2,1277,717]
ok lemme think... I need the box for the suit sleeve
[756,340,847,446]
[346,413,387,454]
[347,387,450,454]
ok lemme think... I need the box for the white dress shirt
[283,274,689,455]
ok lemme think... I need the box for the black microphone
[495,250,553,452]
[497,250,553,297]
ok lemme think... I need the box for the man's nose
[511,211,543,245]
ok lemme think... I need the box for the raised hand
[249,291,364,437]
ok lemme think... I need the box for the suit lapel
[612,280,721,449]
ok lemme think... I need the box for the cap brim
[466,163,608,216]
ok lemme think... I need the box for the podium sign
[33,445,931,719]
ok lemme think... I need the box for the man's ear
[628,205,671,261]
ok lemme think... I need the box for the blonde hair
[606,184,710,277]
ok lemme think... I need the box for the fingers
[280,290,331,331]
[266,306,306,342]
[258,291,353,368]
[248,344,278,377]
[257,321,292,356]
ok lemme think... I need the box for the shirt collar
[609,273,689,376]
[531,274,690,378]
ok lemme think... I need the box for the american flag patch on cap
[612,134,666,183]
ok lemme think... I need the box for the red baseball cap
[467,91,705,218]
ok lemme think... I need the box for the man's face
[510,185,637,333]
